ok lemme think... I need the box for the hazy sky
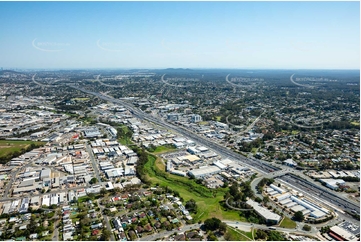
[0,1,359,69]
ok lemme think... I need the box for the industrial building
[40,169,51,180]
[329,225,357,241]
[319,178,346,190]
[275,192,291,202]
[246,199,281,224]
[290,196,327,218]
[105,168,124,178]
[19,198,29,213]
[270,184,286,194]
[187,166,221,179]
[83,127,101,138]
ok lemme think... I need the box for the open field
[117,125,134,145]
[151,145,177,154]
[0,140,45,158]
[279,216,297,229]
[144,155,245,222]
[226,226,253,241]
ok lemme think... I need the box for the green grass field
[117,126,134,145]
[351,121,360,126]
[279,216,297,229]
[152,145,177,154]
[143,155,244,222]
[0,140,45,157]
[226,227,253,241]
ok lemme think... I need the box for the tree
[185,199,197,213]
[302,225,311,231]
[229,182,239,197]
[204,217,221,231]
[293,211,304,222]
[89,177,98,185]
[100,227,111,241]
[267,230,286,241]
[208,232,218,241]
[219,222,227,234]
[100,188,108,196]
[256,229,267,240]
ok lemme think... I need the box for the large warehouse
[187,166,221,178]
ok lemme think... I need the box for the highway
[69,85,359,222]
[68,85,280,175]
[278,174,360,223]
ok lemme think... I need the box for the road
[85,143,101,183]
[277,174,360,224]
[225,220,319,237]
[97,199,116,241]
[138,224,201,241]
[290,74,314,89]
[3,161,35,198]
[32,74,57,88]
[139,220,321,241]
[230,109,266,138]
[52,219,60,241]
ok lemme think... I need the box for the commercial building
[191,114,202,123]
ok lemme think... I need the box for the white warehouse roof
[188,166,221,178]
[246,199,281,223]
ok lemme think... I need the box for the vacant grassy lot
[117,125,134,145]
[279,216,297,229]
[152,145,177,154]
[143,155,245,222]
[226,227,253,241]
[0,140,45,160]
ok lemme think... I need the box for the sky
[0,1,359,69]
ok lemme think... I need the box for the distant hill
[0,70,21,75]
